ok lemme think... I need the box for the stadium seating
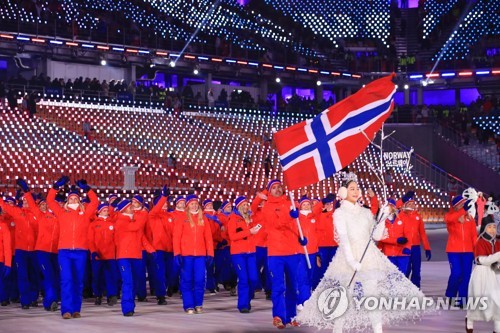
[263,0,390,48]
[0,0,318,59]
[433,0,500,61]
[421,0,459,40]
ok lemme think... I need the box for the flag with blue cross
[274,74,396,190]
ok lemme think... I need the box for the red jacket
[315,204,338,248]
[88,216,116,260]
[204,210,224,250]
[378,215,411,257]
[115,212,155,259]
[251,198,267,248]
[173,211,214,257]
[261,194,299,256]
[369,195,379,216]
[147,196,174,252]
[0,197,38,251]
[400,210,431,250]
[0,214,16,252]
[47,188,98,250]
[25,194,59,254]
[217,212,231,246]
[227,211,256,255]
[0,220,12,267]
[444,208,477,253]
[298,211,319,254]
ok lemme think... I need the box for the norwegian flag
[274,74,397,190]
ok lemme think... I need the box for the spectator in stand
[82,119,92,141]
[207,89,215,108]
[263,156,272,179]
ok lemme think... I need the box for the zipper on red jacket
[194,218,198,256]
[461,223,465,252]
[72,213,75,250]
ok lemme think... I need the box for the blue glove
[396,237,408,245]
[161,185,170,197]
[463,200,473,212]
[206,256,213,266]
[110,197,121,208]
[16,178,30,192]
[425,250,432,261]
[289,209,299,219]
[298,237,308,246]
[76,179,91,193]
[402,248,411,255]
[174,255,182,267]
[3,266,10,278]
[91,252,100,261]
[53,176,70,189]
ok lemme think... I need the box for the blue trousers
[445,252,474,302]
[137,251,149,298]
[91,259,118,298]
[215,247,237,286]
[4,255,18,301]
[58,249,87,315]
[165,252,178,290]
[297,253,317,306]
[206,255,216,291]
[315,246,337,289]
[118,258,143,315]
[255,246,271,292]
[180,256,206,310]
[268,254,300,324]
[0,263,8,302]
[37,251,60,308]
[153,250,168,297]
[15,249,40,306]
[406,245,422,288]
[232,253,259,311]
[388,256,410,275]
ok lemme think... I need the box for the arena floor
[0,228,495,333]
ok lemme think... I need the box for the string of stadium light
[0,32,362,80]
[2,32,499,83]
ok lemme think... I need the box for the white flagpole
[289,191,312,269]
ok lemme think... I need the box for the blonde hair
[237,205,252,224]
[188,209,204,227]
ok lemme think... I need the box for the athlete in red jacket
[0,182,39,310]
[203,198,222,295]
[314,193,338,289]
[88,203,118,306]
[114,199,156,316]
[146,186,171,305]
[47,176,98,319]
[0,201,17,305]
[0,210,12,307]
[399,191,431,288]
[173,194,214,314]
[227,196,260,313]
[444,195,477,307]
[296,196,319,309]
[261,179,304,328]
[377,199,411,274]
[24,191,60,312]
[251,194,271,298]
